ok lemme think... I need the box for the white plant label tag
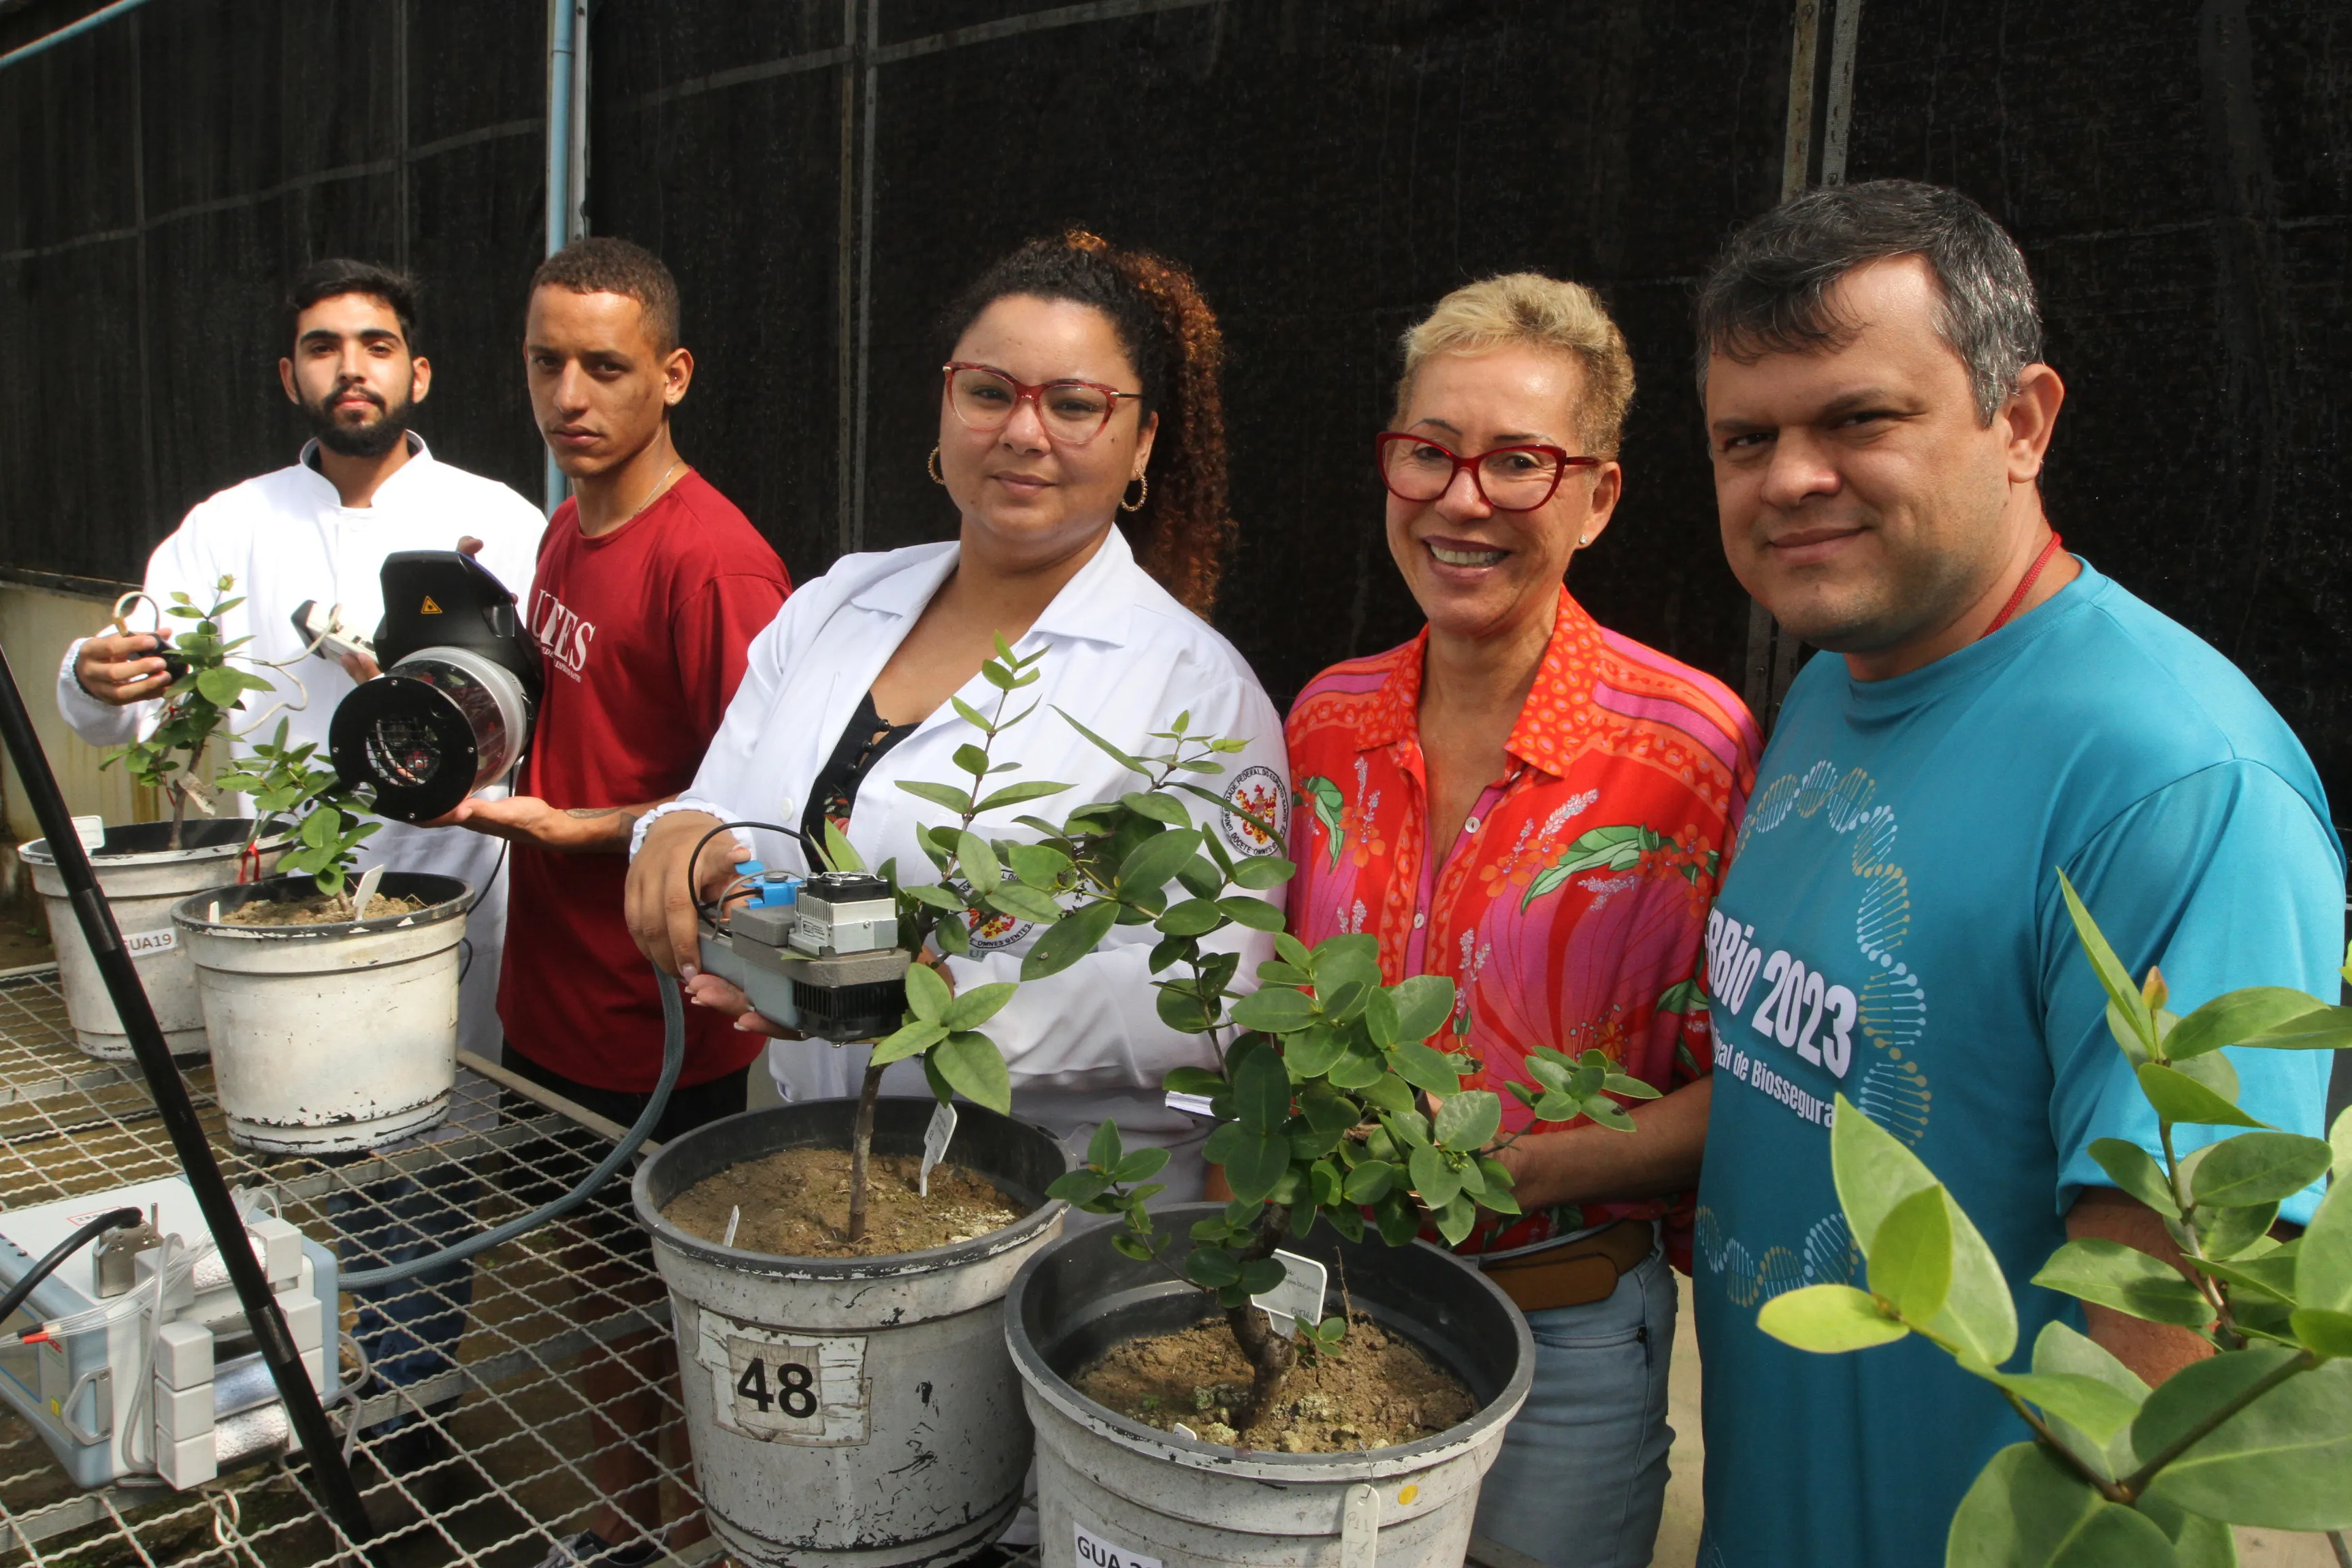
[1075,1522,1162,1568]
[71,815,105,851]
[696,1315,868,1446]
[1251,1249,1328,1337]
[122,928,179,959]
[919,1102,957,1197]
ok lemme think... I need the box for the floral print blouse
[1284,589,1759,1263]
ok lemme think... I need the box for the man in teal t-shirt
[1688,182,2340,1567]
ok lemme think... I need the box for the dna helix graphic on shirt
[1702,760,1936,1307]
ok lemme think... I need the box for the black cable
[0,1207,142,1326]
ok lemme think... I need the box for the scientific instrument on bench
[328,550,540,822]
[0,1177,336,1490]
[696,866,911,1041]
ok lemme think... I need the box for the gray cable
[340,971,684,1290]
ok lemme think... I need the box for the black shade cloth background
[3,0,2347,818]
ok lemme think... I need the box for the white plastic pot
[1008,1203,1535,1568]
[20,819,289,1061]
[169,871,471,1152]
[633,1098,1073,1567]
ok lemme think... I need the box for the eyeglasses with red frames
[1375,431,1601,511]
[942,362,1144,446]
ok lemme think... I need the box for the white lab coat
[55,436,546,1057]
[659,527,1292,1192]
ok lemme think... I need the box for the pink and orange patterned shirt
[1284,589,1759,1264]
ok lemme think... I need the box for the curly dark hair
[530,235,683,354]
[940,230,1232,615]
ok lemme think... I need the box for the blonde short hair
[1395,273,1636,458]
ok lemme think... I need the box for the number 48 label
[696,1315,869,1446]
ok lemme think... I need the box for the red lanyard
[1980,531,2065,640]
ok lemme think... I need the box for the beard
[303,380,415,458]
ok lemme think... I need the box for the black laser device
[328,551,540,822]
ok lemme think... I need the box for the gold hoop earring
[1120,471,1148,513]
[928,446,946,486]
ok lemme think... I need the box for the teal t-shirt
[1693,562,2342,1567]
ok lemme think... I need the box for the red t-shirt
[498,471,791,1092]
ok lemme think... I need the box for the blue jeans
[324,1162,480,1439]
[1473,1237,1678,1568]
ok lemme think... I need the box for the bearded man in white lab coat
[54,259,546,1475]
[56,258,545,1056]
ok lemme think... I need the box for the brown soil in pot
[662,1145,1028,1258]
[1074,1311,1477,1454]
[220,892,427,926]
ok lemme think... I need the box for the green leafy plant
[214,720,379,898]
[1754,870,2352,1567]
[99,577,276,849]
[822,636,1275,1243]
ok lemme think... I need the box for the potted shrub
[1007,928,1651,1565]
[170,721,472,1152]
[1755,877,2352,1567]
[20,578,290,1060]
[634,639,1312,1567]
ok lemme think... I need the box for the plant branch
[845,1062,887,1244]
[2159,1119,2242,1348]
[2117,1349,2314,1499]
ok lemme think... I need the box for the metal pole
[0,647,374,1545]
[542,0,581,518]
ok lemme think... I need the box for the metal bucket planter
[1007,1202,1535,1568]
[633,1098,1073,1568]
[20,819,289,1060]
[170,872,471,1153]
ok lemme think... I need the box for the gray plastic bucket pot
[1007,1203,1535,1568]
[172,872,471,1153]
[21,818,289,1060]
[633,1098,1074,1568]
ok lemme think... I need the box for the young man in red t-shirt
[440,237,787,1568]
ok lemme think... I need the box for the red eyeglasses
[1376,432,1600,511]
[943,363,1143,446]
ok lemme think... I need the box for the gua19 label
[1075,1522,1162,1568]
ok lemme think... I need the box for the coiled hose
[340,970,685,1290]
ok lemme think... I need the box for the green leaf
[2298,1179,2352,1313]
[1755,1284,1910,1354]
[1215,895,1285,932]
[1219,1128,1290,1204]
[2029,1320,2152,1476]
[2239,1003,2352,1051]
[1113,1147,1169,1184]
[1357,1073,1415,1117]
[1004,840,1071,889]
[1156,898,1225,936]
[950,830,999,891]
[985,882,1066,924]
[2088,1139,2181,1219]
[1975,1369,2146,1448]
[930,1030,1012,1114]
[1343,1161,1396,1203]
[2194,1198,2280,1262]
[868,1018,949,1066]
[2140,1353,2352,1530]
[2034,1239,2213,1326]
[1389,1039,1464,1097]
[2136,1064,2269,1130]
[1019,898,1119,981]
[1117,829,1203,902]
[1238,1257,1288,1296]
[1155,987,1215,1034]
[1388,974,1456,1042]
[2188,1132,2334,1208]
[1946,1441,2178,1568]
[1867,1185,1955,1324]
[1230,986,1317,1034]
[1232,1048,1292,1134]
[2059,872,2157,1059]
[1230,855,1294,891]
[1054,707,1147,776]
[1164,1065,1225,1098]
[821,819,867,873]
[903,960,952,1024]
[2289,1308,2352,1358]
[1432,1193,1477,1245]
[1408,1144,1460,1209]
[1186,1247,1241,1288]
[973,779,1073,814]
[896,779,978,816]
[1431,1090,1501,1154]
[1119,790,1194,828]
[941,981,1017,1032]
[1275,1022,1347,1080]
[1830,1092,1937,1253]
[1086,1118,1123,1171]
[2166,987,2332,1059]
